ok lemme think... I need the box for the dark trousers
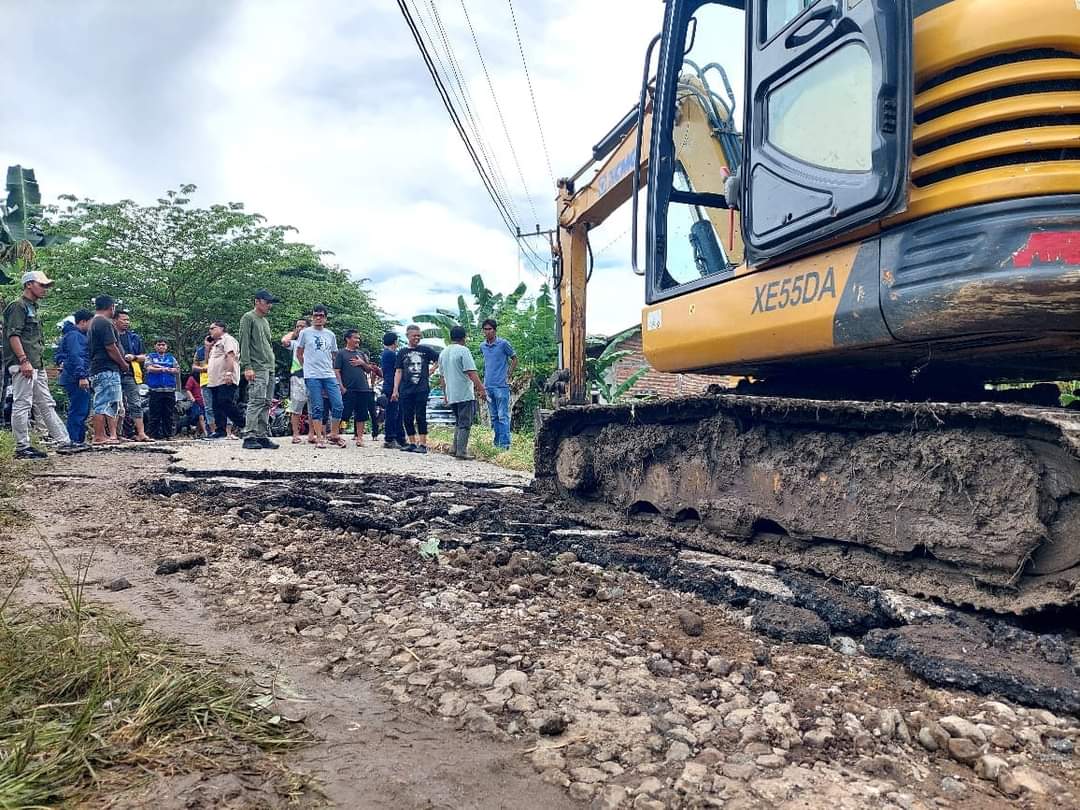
[400,391,428,437]
[342,390,378,436]
[382,391,405,442]
[147,390,175,439]
[209,384,244,433]
[63,381,90,444]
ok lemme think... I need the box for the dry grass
[0,553,312,808]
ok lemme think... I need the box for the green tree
[587,326,648,403]
[414,273,557,426]
[2,185,387,368]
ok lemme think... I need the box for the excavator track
[535,395,1080,615]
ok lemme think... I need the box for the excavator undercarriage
[536,395,1080,615]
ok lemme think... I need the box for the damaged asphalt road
[8,448,1078,808]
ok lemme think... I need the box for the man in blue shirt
[479,318,517,450]
[380,331,406,449]
[145,339,179,439]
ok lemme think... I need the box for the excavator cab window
[648,0,914,289]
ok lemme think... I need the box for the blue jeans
[63,380,90,444]
[382,392,405,442]
[487,386,511,448]
[305,377,343,423]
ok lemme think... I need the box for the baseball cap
[22,270,54,287]
[254,289,280,303]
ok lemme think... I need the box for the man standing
[480,318,517,450]
[205,321,243,439]
[144,339,180,439]
[2,271,72,458]
[296,305,343,448]
[192,336,216,435]
[115,309,150,442]
[379,331,406,449]
[439,325,486,460]
[392,324,440,454]
[281,317,312,444]
[336,329,379,446]
[239,289,280,450]
[87,295,129,445]
[57,309,93,446]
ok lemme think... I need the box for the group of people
[4,270,518,459]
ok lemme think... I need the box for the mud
[536,394,1080,614]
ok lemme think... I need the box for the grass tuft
[0,562,310,807]
[0,432,29,527]
[427,425,534,471]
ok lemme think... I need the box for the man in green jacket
[238,289,279,450]
[3,271,75,458]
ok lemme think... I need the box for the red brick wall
[609,333,730,398]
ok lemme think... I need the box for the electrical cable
[506,0,557,186]
[458,0,543,228]
[397,0,518,235]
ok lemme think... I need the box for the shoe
[258,437,279,449]
[401,443,417,452]
[396,440,411,450]
[207,432,227,440]
[454,452,477,461]
[414,445,428,455]
[241,437,264,450]
[56,442,90,455]
[15,446,47,459]
[383,441,398,450]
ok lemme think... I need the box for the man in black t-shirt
[335,329,380,446]
[87,295,130,445]
[391,324,440,454]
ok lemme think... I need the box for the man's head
[94,295,115,316]
[450,325,468,344]
[114,310,131,332]
[73,309,93,333]
[154,339,169,354]
[312,305,328,327]
[344,328,360,349]
[209,321,226,340]
[482,318,497,341]
[406,324,422,347]
[383,331,398,349]
[253,289,279,315]
[294,317,310,332]
[21,270,54,301]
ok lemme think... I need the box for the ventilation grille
[911,51,1080,189]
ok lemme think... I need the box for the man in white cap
[2,271,74,458]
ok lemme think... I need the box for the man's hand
[18,359,33,379]
[348,355,364,367]
[476,383,487,400]
[391,390,399,402]
[79,378,90,390]
[243,369,255,382]
[124,354,134,362]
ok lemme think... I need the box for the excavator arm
[554,77,742,404]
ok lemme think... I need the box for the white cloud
[1,0,740,338]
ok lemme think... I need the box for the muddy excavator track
[535,394,1080,615]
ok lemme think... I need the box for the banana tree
[587,326,649,403]
[0,165,65,282]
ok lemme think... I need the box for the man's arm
[508,353,518,380]
[392,368,402,400]
[238,316,253,373]
[105,341,130,373]
[466,369,486,399]
[280,328,298,348]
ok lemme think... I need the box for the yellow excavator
[537,0,1080,614]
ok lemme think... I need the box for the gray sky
[2,0,741,334]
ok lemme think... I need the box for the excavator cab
[648,0,913,295]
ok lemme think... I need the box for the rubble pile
[116,475,1079,808]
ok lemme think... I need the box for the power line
[396,0,518,235]
[506,0,556,187]
[416,0,522,226]
[458,0,543,228]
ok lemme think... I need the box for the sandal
[329,436,347,448]
[316,440,327,449]
[291,436,303,444]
